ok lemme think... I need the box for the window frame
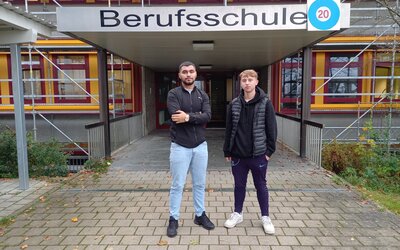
[280,54,303,112]
[323,52,362,104]
[374,53,400,102]
[21,54,46,104]
[107,56,133,108]
[52,54,91,104]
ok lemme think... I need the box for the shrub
[83,158,110,174]
[322,118,400,194]
[28,139,69,177]
[0,129,18,177]
[0,127,69,178]
[321,141,367,174]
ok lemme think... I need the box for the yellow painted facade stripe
[0,105,114,111]
[44,53,54,104]
[35,40,88,46]
[323,36,400,43]
[314,52,325,105]
[0,54,10,104]
[48,51,97,55]
[362,52,373,103]
[312,103,400,109]
[88,54,99,104]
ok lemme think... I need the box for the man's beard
[182,79,195,86]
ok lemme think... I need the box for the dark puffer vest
[229,97,267,157]
[224,87,277,158]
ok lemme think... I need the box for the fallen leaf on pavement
[157,240,168,246]
[20,244,28,249]
[190,239,199,245]
[0,228,4,236]
[39,196,46,202]
[71,217,79,222]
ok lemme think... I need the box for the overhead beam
[0,4,54,38]
[0,29,37,45]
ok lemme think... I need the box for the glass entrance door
[155,72,229,129]
[156,74,178,129]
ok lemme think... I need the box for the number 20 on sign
[307,0,341,31]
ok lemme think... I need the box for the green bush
[0,127,69,178]
[84,158,110,174]
[28,139,69,177]
[322,119,400,194]
[0,129,18,177]
[321,141,367,174]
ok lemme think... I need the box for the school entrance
[155,71,231,129]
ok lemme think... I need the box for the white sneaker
[261,216,275,234]
[224,212,243,228]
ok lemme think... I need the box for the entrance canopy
[57,3,350,71]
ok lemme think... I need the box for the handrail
[85,113,141,129]
[276,113,324,166]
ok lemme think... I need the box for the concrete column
[300,47,312,158]
[97,49,111,158]
[10,44,29,190]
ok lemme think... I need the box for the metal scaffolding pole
[10,44,29,190]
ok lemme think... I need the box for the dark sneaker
[194,211,215,230]
[167,216,178,237]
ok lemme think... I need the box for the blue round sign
[309,0,340,30]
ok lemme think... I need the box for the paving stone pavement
[1,129,399,249]
[0,179,57,219]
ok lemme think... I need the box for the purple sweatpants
[231,155,269,216]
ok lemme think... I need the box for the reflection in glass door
[156,74,178,129]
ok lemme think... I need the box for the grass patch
[359,188,400,215]
[83,159,111,174]
[331,174,400,215]
[0,216,15,227]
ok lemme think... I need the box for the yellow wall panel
[0,55,10,104]
[362,52,373,103]
[314,52,325,105]
[88,54,99,104]
[43,53,53,104]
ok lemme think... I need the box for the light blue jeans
[169,141,208,220]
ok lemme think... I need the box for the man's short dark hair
[179,61,196,71]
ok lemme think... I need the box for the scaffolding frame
[276,4,400,150]
[0,45,129,155]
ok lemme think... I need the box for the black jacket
[167,86,211,148]
[224,87,277,158]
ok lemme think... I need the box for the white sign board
[307,0,341,31]
[57,4,350,32]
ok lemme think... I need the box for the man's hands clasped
[171,110,189,124]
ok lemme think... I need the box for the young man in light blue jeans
[166,61,214,237]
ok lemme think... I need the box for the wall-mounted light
[192,40,214,51]
[199,64,213,70]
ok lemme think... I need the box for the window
[324,53,361,103]
[374,52,400,101]
[281,54,302,111]
[53,55,90,103]
[108,56,133,114]
[21,55,46,103]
